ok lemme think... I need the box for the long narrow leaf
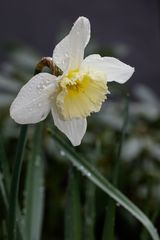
[0,172,8,210]
[0,132,10,193]
[0,131,25,240]
[23,123,44,240]
[50,130,159,240]
[8,125,28,240]
[84,145,98,240]
[65,166,82,240]
[102,98,129,240]
[84,177,96,240]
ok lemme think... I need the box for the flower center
[56,69,108,120]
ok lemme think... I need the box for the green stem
[49,130,159,240]
[0,132,10,193]
[24,123,44,240]
[8,125,28,240]
[102,98,129,240]
[84,178,96,240]
[84,144,98,240]
[65,165,82,240]
[0,173,8,210]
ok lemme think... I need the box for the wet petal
[53,16,90,72]
[81,54,134,83]
[51,104,87,146]
[10,73,57,124]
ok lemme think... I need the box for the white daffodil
[10,16,134,146]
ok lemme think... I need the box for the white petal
[10,73,57,124]
[51,105,87,146]
[52,36,70,73]
[81,54,134,84]
[53,16,90,72]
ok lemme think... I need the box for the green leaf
[140,204,160,240]
[50,130,159,240]
[0,130,25,240]
[0,132,9,212]
[65,165,82,240]
[8,125,28,240]
[84,177,96,240]
[84,143,98,240]
[0,132,10,194]
[0,172,8,210]
[102,97,129,240]
[23,123,44,240]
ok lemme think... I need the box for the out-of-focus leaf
[50,130,159,240]
[0,173,8,210]
[122,137,144,161]
[23,124,44,240]
[0,131,10,192]
[95,103,123,130]
[133,85,158,104]
[9,46,40,70]
[8,125,28,240]
[103,98,129,240]
[0,75,21,93]
[65,166,82,240]
[0,94,15,108]
[130,103,159,120]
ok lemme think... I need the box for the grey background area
[0,0,160,93]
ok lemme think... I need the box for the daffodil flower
[10,16,134,146]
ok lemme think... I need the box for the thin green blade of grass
[0,132,10,194]
[102,98,129,240]
[49,130,159,240]
[65,165,82,240]
[140,206,160,240]
[84,143,99,240]
[0,172,8,210]
[23,123,44,240]
[8,125,28,240]
[84,178,96,240]
[0,132,25,240]
[2,220,8,240]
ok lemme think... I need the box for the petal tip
[127,65,135,80]
[76,16,90,24]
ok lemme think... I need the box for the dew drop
[86,172,91,177]
[79,165,84,172]
[35,156,40,167]
[37,84,41,90]
[38,103,42,107]
[60,150,65,156]
[46,79,50,83]
[116,202,120,207]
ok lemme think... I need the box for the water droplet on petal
[37,84,41,89]
[38,103,42,107]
